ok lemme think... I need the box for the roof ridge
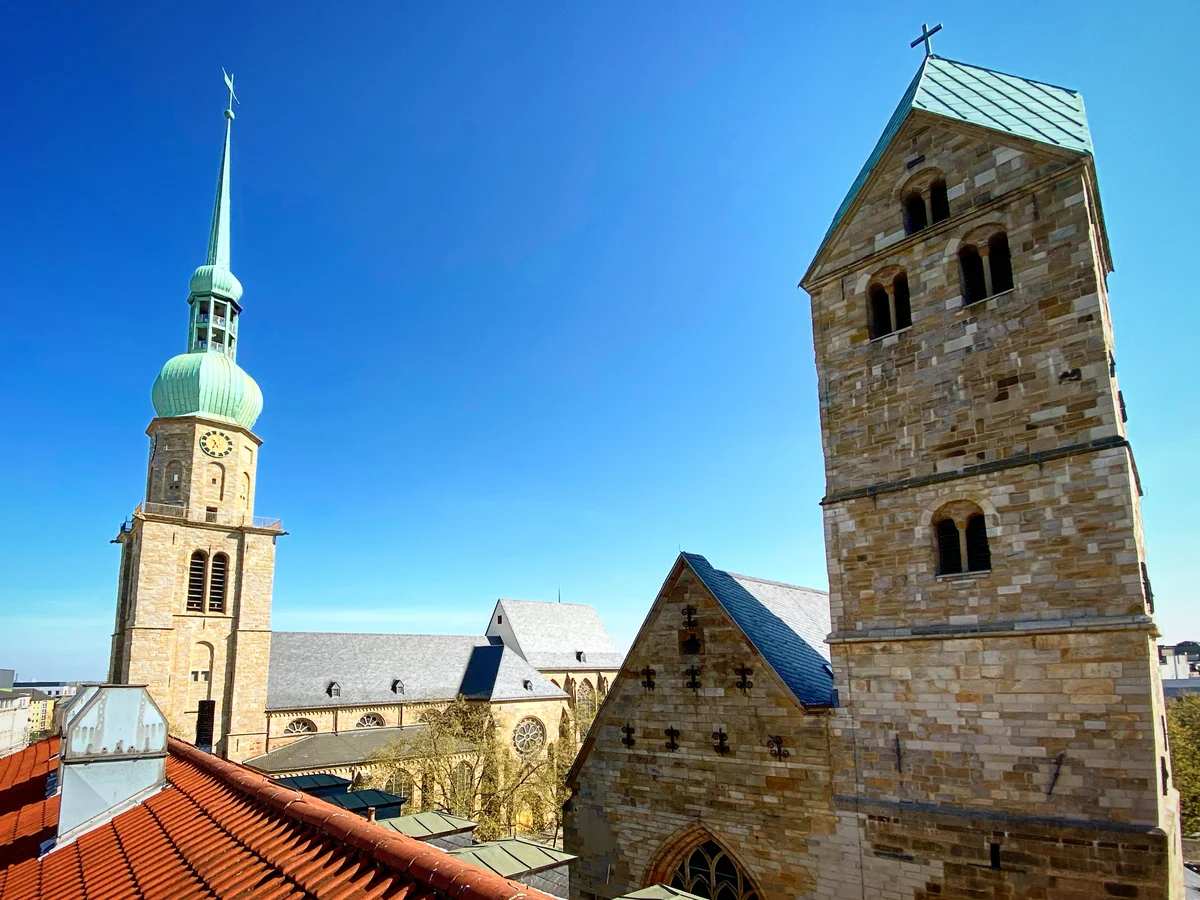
[165,737,558,900]
[497,598,595,609]
[273,631,485,639]
[724,571,828,594]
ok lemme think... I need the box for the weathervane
[910,23,942,58]
[222,67,240,118]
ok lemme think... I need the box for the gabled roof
[812,55,1092,266]
[0,736,558,900]
[488,599,625,670]
[266,632,565,711]
[681,553,833,707]
[244,724,473,775]
[448,838,575,879]
[381,811,478,840]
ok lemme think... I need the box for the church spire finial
[910,23,942,58]
[206,69,239,270]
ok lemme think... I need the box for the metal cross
[910,23,942,57]
[222,68,240,112]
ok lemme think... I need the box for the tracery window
[386,769,414,800]
[451,762,473,815]
[513,717,546,755]
[669,840,759,900]
[356,713,385,728]
[283,718,317,735]
[577,679,598,721]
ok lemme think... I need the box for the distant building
[0,692,30,757]
[1160,642,1200,681]
[14,681,78,700]
[12,689,54,736]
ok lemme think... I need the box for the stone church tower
[801,49,1182,897]
[109,83,278,763]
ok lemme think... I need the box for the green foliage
[369,697,562,841]
[1168,694,1200,835]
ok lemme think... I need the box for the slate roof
[266,632,566,711]
[682,553,834,707]
[814,54,1092,261]
[488,600,625,670]
[448,838,575,879]
[0,736,559,900]
[380,811,478,840]
[244,724,468,775]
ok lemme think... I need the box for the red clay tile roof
[0,736,558,900]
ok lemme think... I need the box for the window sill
[961,288,1014,309]
[936,569,991,582]
[870,325,912,344]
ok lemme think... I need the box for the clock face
[199,430,234,458]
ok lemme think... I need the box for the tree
[1168,693,1200,835]
[369,697,555,840]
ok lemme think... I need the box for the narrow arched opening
[930,180,950,223]
[208,553,228,613]
[959,245,987,305]
[186,550,207,612]
[903,192,928,235]
[988,232,1014,294]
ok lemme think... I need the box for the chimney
[54,684,168,845]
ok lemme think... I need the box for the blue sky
[1,2,1196,680]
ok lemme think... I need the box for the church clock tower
[109,75,279,763]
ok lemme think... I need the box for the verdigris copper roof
[266,632,566,711]
[448,838,575,879]
[681,553,833,707]
[244,724,461,775]
[815,54,1092,259]
[487,600,625,670]
[618,886,706,900]
[380,811,478,840]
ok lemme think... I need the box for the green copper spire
[152,70,263,432]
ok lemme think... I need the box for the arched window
[934,503,991,576]
[205,462,225,502]
[869,285,891,339]
[930,180,950,223]
[959,245,987,305]
[577,680,597,719]
[670,840,759,900]
[188,642,214,701]
[513,717,546,755]
[452,762,473,815]
[283,718,317,735]
[208,553,228,613]
[186,551,207,612]
[239,472,251,507]
[165,460,184,498]
[356,713,385,728]
[988,233,1014,294]
[386,769,413,800]
[903,192,928,235]
[892,273,912,331]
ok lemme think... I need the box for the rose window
[512,717,546,754]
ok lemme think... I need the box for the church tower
[801,42,1182,899]
[109,77,278,763]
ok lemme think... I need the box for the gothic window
[868,273,912,339]
[903,192,928,235]
[386,769,413,800]
[988,232,1014,293]
[669,840,759,900]
[186,550,207,612]
[283,718,317,735]
[577,680,597,720]
[513,717,546,755]
[356,713,385,728]
[208,553,228,613]
[959,245,987,305]
[930,180,950,222]
[452,762,473,815]
[934,502,991,576]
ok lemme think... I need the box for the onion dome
[152,352,263,429]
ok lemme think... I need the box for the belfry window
[934,503,992,576]
[903,192,928,235]
[868,272,913,340]
[930,180,950,223]
[960,232,1014,305]
[186,551,207,612]
[208,553,228,613]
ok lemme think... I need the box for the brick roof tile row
[0,737,557,900]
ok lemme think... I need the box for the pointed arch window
[386,769,413,800]
[208,553,228,613]
[186,551,207,612]
[670,840,759,900]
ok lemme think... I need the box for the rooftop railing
[136,501,283,531]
